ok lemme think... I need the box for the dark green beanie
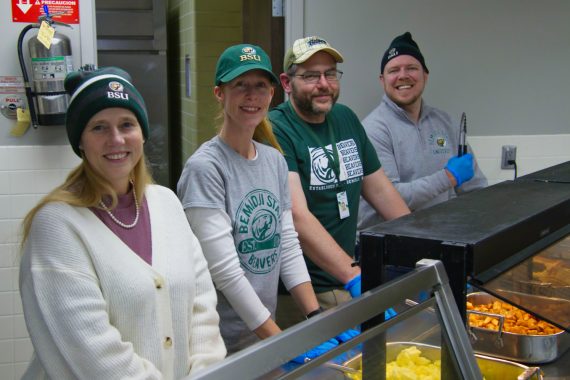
[380,32,429,74]
[215,44,279,85]
[64,66,149,156]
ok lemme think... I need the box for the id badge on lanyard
[337,190,350,219]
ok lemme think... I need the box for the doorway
[243,0,285,107]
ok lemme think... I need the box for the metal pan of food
[493,288,570,328]
[467,292,570,364]
[339,342,542,380]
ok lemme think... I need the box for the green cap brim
[217,65,279,85]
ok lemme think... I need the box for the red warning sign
[12,0,80,24]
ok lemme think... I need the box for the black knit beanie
[64,66,149,156]
[380,32,429,74]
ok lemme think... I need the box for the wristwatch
[306,306,324,319]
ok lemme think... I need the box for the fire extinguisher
[17,6,73,127]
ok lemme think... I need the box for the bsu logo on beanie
[107,81,129,100]
[387,48,399,61]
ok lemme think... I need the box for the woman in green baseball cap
[178,44,356,360]
[19,66,226,379]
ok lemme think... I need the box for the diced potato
[347,346,489,380]
[467,298,561,335]
[386,346,442,380]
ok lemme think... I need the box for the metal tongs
[324,362,361,375]
[458,112,467,156]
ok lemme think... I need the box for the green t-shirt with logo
[269,101,381,292]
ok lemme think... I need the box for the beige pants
[276,289,352,329]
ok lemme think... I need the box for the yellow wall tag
[12,108,31,136]
[37,21,55,50]
[11,122,31,137]
[17,108,31,122]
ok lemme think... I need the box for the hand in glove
[291,338,339,363]
[335,328,360,343]
[345,276,397,320]
[344,274,361,298]
[385,307,397,320]
[445,153,474,187]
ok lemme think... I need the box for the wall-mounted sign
[0,76,25,120]
[12,0,80,24]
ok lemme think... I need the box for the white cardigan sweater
[19,185,226,379]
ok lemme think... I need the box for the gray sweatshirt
[358,95,487,232]
[178,136,309,353]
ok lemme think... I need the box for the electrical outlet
[501,145,517,169]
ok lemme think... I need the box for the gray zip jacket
[358,95,487,232]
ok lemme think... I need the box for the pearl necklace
[99,184,139,229]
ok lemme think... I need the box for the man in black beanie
[358,32,488,232]
[380,31,429,75]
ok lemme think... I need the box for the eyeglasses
[293,70,343,84]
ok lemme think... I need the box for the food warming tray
[342,342,542,380]
[361,171,570,329]
[466,292,570,364]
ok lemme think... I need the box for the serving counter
[360,175,570,323]
[187,163,570,379]
[189,260,535,379]
[359,161,570,377]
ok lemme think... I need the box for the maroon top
[91,191,152,265]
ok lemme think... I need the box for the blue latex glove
[335,328,360,343]
[385,307,397,320]
[291,338,339,363]
[344,274,361,298]
[445,153,474,187]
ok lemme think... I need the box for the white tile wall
[0,316,13,340]
[0,137,569,376]
[0,364,15,380]
[0,145,79,380]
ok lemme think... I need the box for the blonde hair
[253,117,283,154]
[21,154,153,245]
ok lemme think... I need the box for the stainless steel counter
[295,308,570,379]
[541,346,570,379]
[389,304,570,380]
[190,261,482,379]
[398,300,570,380]
[190,261,567,379]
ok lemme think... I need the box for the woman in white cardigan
[19,66,226,379]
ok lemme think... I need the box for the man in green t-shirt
[269,36,410,326]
